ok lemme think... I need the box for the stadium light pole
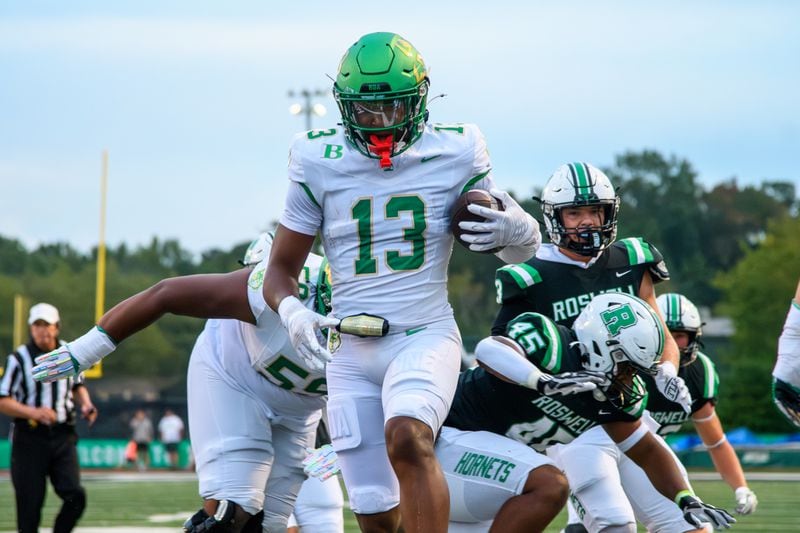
[288,89,328,130]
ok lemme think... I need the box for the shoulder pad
[614,238,669,281]
[505,312,566,373]
[495,263,543,304]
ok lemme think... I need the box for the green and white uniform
[493,239,668,333]
[642,352,719,435]
[439,311,646,526]
[280,122,495,515]
[491,241,698,532]
[447,313,646,449]
[187,252,327,529]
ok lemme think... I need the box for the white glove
[458,188,540,253]
[302,444,340,481]
[33,346,80,383]
[734,486,758,515]
[531,370,606,397]
[679,495,736,530]
[655,362,692,413]
[278,296,339,371]
[33,326,116,382]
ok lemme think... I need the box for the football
[450,189,505,254]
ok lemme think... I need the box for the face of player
[671,330,691,349]
[30,320,59,352]
[352,99,407,130]
[561,205,605,244]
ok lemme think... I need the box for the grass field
[0,475,795,532]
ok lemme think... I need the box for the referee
[0,302,98,533]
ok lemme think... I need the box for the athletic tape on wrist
[674,489,695,506]
[68,326,117,369]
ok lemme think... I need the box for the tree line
[2,149,798,431]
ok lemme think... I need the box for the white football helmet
[241,232,274,267]
[574,292,664,408]
[656,293,704,366]
[538,162,619,256]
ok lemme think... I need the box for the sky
[2,1,798,255]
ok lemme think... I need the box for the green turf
[0,478,794,531]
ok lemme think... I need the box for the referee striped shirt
[0,340,84,425]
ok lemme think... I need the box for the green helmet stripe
[539,315,563,372]
[568,162,592,197]
[461,171,491,194]
[498,263,542,289]
[669,293,681,325]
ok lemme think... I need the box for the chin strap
[368,134,395,170]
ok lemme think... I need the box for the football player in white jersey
[773,277,800,428]
[263,32,541,533]
[32,234,338,533]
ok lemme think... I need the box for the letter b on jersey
[323,144,344,159]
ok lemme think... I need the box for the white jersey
[774,300,800,386]
[280,123,495,331]
[236,252,326,395]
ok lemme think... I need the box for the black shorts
[135,441,150,452]
[164,442,179,453]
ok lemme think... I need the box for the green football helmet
[333,32,430,169]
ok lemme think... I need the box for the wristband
[674,489,695,506]
[68,326,117,369]
[659,361,677,378]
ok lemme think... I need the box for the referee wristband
[67,326,117,369]
[674,489,695,506]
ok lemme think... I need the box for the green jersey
[640,352,719,435]
[492,239,669,334]
[446,312,647,451]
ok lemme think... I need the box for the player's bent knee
[349,485,400,515]
[384,416,434,463]
[525,464,568,508]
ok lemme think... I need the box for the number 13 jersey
[280,123,495,330]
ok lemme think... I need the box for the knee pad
[327,396,362,451]
[349,485,399,515]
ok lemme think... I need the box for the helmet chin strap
[368,134,395,170]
